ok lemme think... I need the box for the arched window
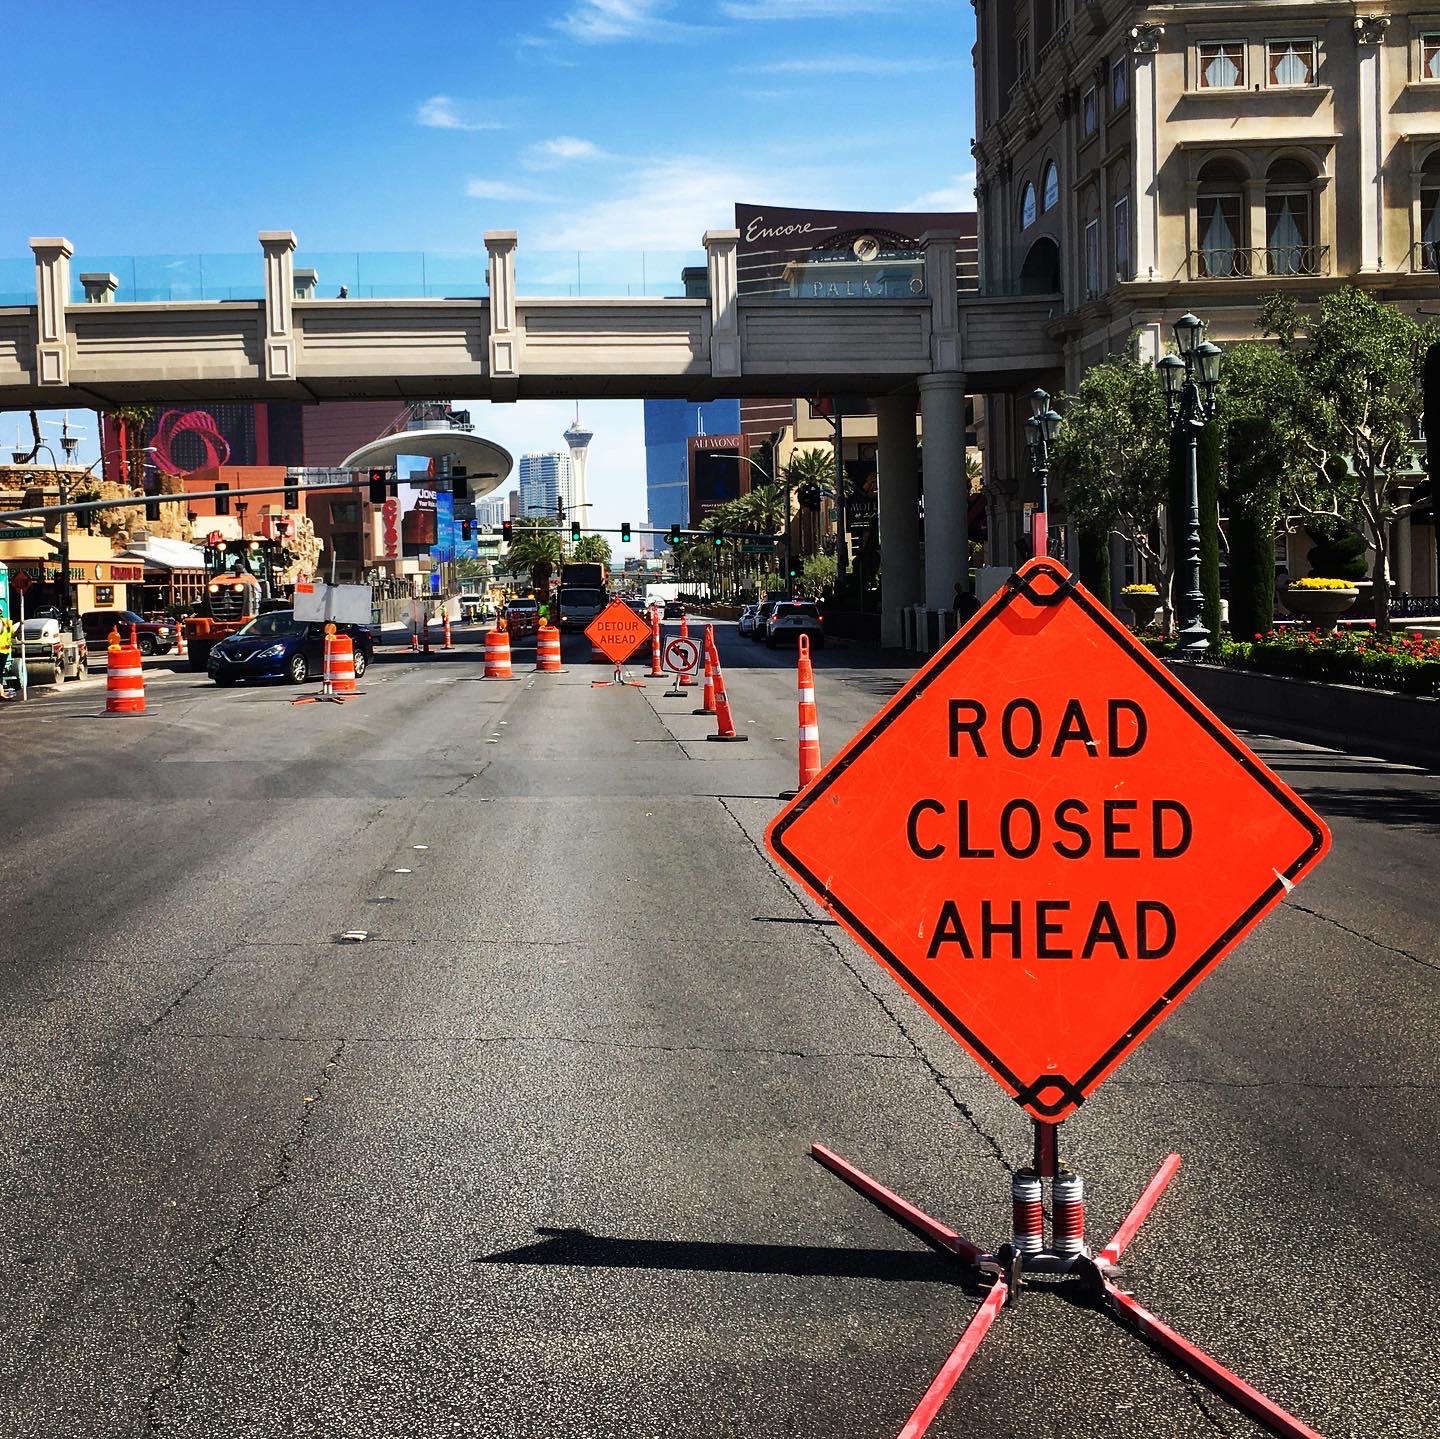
[1019,236,1062,295]
[1042,161,1060,213]
[1266,157,1316,274]
[1421,152,1440,271]
[1021,181,1038,229]
[1195,158,1246,277]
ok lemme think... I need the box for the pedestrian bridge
[0,229,1060,409]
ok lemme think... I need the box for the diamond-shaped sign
[585,599,652,665]
[765,560,1330,1122]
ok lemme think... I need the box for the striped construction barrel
[105,643,146,715]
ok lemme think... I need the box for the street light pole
[1158,314,1223,657]
[1024,388,1063,562]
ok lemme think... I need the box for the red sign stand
[766,560,1330,1439]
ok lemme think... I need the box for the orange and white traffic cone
[442,613,454,650]
[678,614,695,687]
[409,623,420,653]
[647,608,664,677]
[705,629,748,743]
[781,633,822,798]
[693,635,717,715]
[422,617,432,655]
[175,619,187,659]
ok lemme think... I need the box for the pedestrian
[0,611,14,698]
[954,581,979,624]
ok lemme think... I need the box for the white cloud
[906,172,977,210]
[465,178,546,202]
[753,55,955,76]
[552,0,712,43]
[416,95,505,132]
[523,136,607,169]
[530,154,827,251]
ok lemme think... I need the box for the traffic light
[621,522,631,543]
[668,523,682,545]
[284,474,299,509]
[788,557,800,579]
[452,476,469,501]
[368,468,386,504]
[461,520,472,540]
[501,520,513,542]
[712,532,724,547]
[570,520,581,541]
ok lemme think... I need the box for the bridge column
[80,272,118,303]
[877,395,921,648]
[704,229,741,379]
[29,237,72,387]
[920,372,969,615]
[486,231,519,401]
[259,230,297,382]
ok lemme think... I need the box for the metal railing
[1187,243,1330,279]
[1412,240,1440,273]
[1391,594,1440,618]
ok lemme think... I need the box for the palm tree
[571,533,612,568]
[505,516,564,594]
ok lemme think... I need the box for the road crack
[715,797,1014,1176]
[1288,900,1438,973]
[143,1038,345,1432]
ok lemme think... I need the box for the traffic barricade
[327,634,358,694]
[484,624,514,679]
[105,640,145,715]
[535,625,564,673]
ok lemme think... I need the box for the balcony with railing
[1412,239,1440,273]
[1187,243,1331,280]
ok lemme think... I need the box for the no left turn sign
[663,636,701,675]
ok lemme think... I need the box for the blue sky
[4,0,975,543]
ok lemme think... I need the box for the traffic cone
[647,609,664,677]
[422,617,432,655]
[175,619,187,659]
[781,633,822,798]
[409,625,420,653]
[693,629,717,714]
[442,613,454,650]
[678,614,694,686]
[705,633,748,743]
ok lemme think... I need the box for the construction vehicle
[182,531,294,670]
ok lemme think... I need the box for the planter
[1283,586,1358,634]
[1122,593,1161,629]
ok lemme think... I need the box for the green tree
[798,553,837,597]
[504,516,564,594]
[571,533,611,568]
[1275,287,1438,635]
[1049,354,1172,625]
[1216,333,1307,640]
[105,405,156,490]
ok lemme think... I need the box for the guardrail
[1187,244,1330,280]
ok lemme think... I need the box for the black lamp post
[1158,313,1223,657]
[1023,387,1063,559]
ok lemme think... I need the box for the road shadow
[478,1227,970,1288]
[1300,786,1440,831]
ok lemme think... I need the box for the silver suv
[765,601,824,650]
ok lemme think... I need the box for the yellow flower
[1288,577,1358,591]
[1121,583,1158,594]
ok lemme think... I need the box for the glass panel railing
[0,256,33,306]
[69,252,264,302]
[294,251,488,299]
[515,250,703,298]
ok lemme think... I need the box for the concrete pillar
[1354,18,1390,272]
[293,268,319,300]
[485,231,519,401]
[919,372,969,613]
[258,230,297,382]
[1395,512,1413,594]
[1129,25,1164,281]
[704,229,741,378]
[29,236,73,386]
[79,272,118,303]
[922,231,962,371]
[877,395,922,647]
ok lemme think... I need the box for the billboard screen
[688,434,748,527]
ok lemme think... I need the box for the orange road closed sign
[765,559,1330,1123]
[585,599,652,665]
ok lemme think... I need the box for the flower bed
[1141,627,1440,697]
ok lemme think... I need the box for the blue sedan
[208,610,374,686]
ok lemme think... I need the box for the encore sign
[585,599,652,665]
[766,561,1330,1123]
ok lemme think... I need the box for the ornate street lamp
[1024,387,1064,559]
[1160,314,1222,656]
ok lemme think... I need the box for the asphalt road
[1,622,1436,1438]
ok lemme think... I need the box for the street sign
[10,569,33,594]
[765,559,1330,1123]
[741,541,776,554]
[0,528,41,541]
[663,636,701,675]
[585,599,652,665]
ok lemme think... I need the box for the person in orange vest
[0,612,15,698]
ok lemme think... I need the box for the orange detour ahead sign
[765,559,1330,1123]
[585,599,652,666]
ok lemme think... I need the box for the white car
[738,605,758,636]
[765,601,825,650]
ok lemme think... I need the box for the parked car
[663,599,685,619]
[751,599,779,641]
[207,610,373,686]
[81,608,176,656]
[765,600,825,650]
[737,604,758,637]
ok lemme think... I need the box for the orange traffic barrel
[106,641,145,715]
[484,626,514,679]
[535,625,563,673]
[327,634,357,693]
